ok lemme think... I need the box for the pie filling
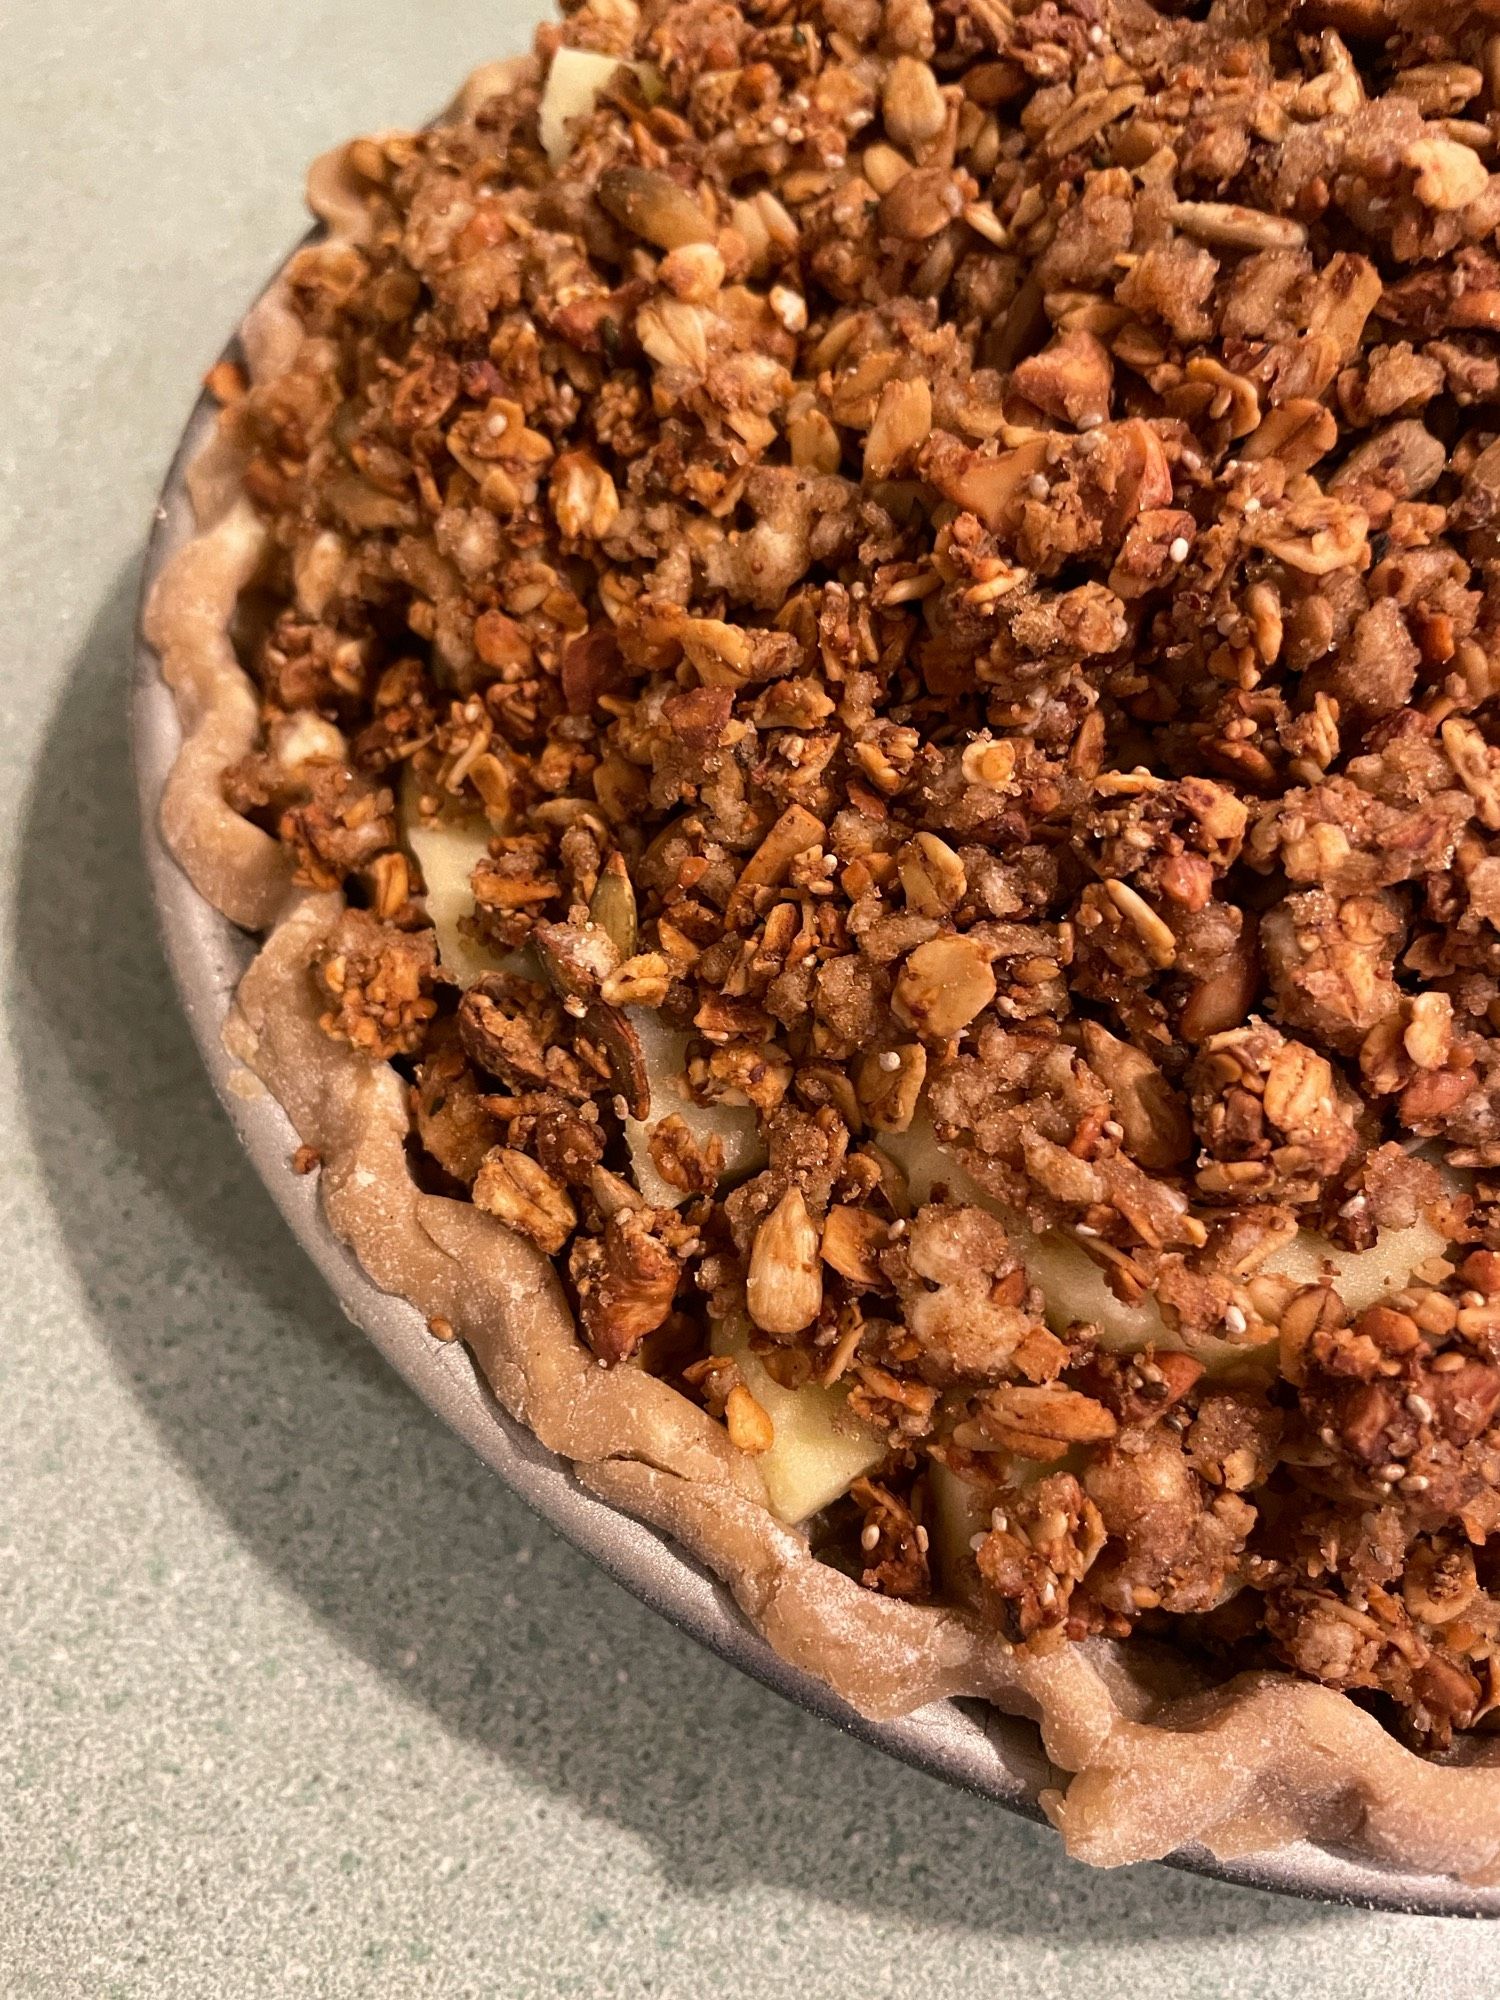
[212,0,1500,1751]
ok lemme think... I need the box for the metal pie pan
[133,279,1500,1921]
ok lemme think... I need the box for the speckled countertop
[4,3,1500,1992]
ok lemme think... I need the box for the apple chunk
[927,1458,990,1592]
[399,785,762,1199]
[878,1117,1180,1352]
[1262,1215,1449,1316]
[624,1008,766,1208]
[712,1316,885,1525]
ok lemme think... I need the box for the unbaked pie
[149,0,1500,1879]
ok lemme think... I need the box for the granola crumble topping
[220,0,1500,1747]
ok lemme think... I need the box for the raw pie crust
[145,49,1500,1881]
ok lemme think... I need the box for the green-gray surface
[1,2,1496,1993]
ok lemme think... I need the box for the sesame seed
[914,1525,929,1553]
[991,1510,1009,1532]
[1242,496,1261,515]
[1088,22,1105,41]
[877,1050,902,1071]
[1378,1461,1406,1483]
[1337,1195,1367,1217]
[1223,1305,1248,1335]
[1169,535,1190,563]
[1433,1350,1467,1372]
[1401,1474,1430,1493]
[1027,473,1048,498]
[860,1522,881,1552]
[1406,1392,1434,1423]
[1101,1118,1124,1139]
[1075,1223,1100,1238]
[563,995,587,1019]
[969,1532,988,1553]
[888,1219,907,1239]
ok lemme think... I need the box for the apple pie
[148,0,1500,1879]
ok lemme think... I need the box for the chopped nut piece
[1078,1021,1191,1170]
[978,1383,1118,1447]
[725,1383,775,1455]
[747,1188,824,1335]
[892,935,996,1040]
[472,1149,578,1253]
[879,167,962,240]
[897,832,966,917]
[1442,718,1500,829]
[570,1208,682,1366]
[961,740,1017,788]
[855,1044,927,1133]
[726,805,826,924]
[864,378,932,479]
[1404,993,1454,1072]
[1406,134,1489,211]
[601,952,671,1007]
[551,451,620,539]
[1013,330,1113,430]
[821,1204,890,1286]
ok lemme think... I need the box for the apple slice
[623,1008,767,1208]
[877,1117,1179,1352]
[712,1314,885,1525]
[927,1458,991,1592]
[398,783,763,1196]
[1262,1215,1450,1316]
[879,1112,1452,1365]
[402,807,509,988]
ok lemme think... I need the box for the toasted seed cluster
[218,0,1500,1744]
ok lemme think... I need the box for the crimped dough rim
[141,55,1500,1885]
